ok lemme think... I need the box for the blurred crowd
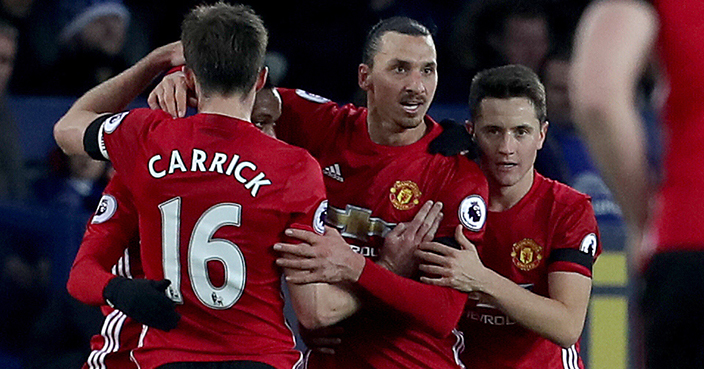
[0,0,656,368]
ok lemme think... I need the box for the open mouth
[400,101,424,114]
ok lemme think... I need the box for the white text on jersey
[148,149,272,197]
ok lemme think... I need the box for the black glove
[103,277,180,331]
[428,119,478,159]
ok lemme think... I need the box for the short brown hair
[469,64,547,123]
[181,2,268,97]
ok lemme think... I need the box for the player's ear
[184,66,197,90]
[255,67,268,92]
[537,120,549,150]
[358,63,371,91]
[464,120,473,135]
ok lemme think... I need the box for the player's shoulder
[279,88,332,104]
[261,132,320,166]
[437,153,485,180]
[103,107,172,132]
[123,107,171,122]
[538,173,592,209]
[279,87,366,118]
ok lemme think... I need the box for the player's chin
[397,115,425,129]
[490,170,520,188]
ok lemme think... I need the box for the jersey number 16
[158,197,247,310]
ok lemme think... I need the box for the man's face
[502,16,549,72]
[474,97,546,190]
[543,59,572,125]
[0,34,16,94]
[360,32,437,130]
[252,87,281,137]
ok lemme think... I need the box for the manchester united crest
[511,238,543,271]
[389,180,422,210]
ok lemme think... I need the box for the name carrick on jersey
[651,0,704,251]
[276,88,490,369]
[459,172,601,369]
[69,174,142,369]
[84,108,327,369]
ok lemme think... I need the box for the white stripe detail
[86,309,127,369]
[303,350,313,369]
[111,249,134,278]
[130,325,149,369]
[98,122,109,160]
[123,249,132,278]
[561,345,579,369]
[117,256,125,277]
[452,328,466,368]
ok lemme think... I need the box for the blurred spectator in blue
[443,0,552,103]
[0,230,50,369]
[19,146,108,369]
[535,48,626,250]
[33,146,109,215]
[441,0,587,103]
[0,19,27,200]
[7,0,64,94]
[42,0,131,96]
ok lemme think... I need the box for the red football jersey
[651,0,704,250]
[69,174,142,369]
[276,88,489,369]
[89,109,327,369]
[459,172,601,369]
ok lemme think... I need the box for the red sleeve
[67,175,139,305]
[547,196,601,278]
[275,88,340,155]
[356,258,468,338]
[283,152,328,236]
[436,157,489,246]
[97,108,170,177]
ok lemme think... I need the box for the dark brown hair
[181,2,268,98]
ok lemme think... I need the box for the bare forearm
[479,271,591,347]
[54,42,181,156]
[287,281,360,329]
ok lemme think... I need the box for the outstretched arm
[54,42,184,156]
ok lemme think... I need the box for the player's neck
[366,115,428,146]
[198,94,255,122]
[488,169,535,212]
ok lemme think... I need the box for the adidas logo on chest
[323,163,344,182]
